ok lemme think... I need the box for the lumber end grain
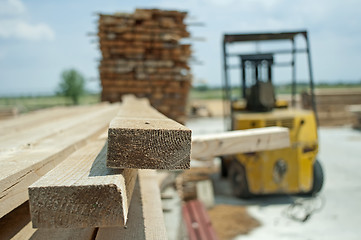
[29,183,124,228]
[107,119,191,170]
[28,141,138,229]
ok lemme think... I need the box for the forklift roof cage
[222,30,317,130]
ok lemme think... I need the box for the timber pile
[27,96,190,232]
[0,97,184,239]
[98,9,192,124]
[348,105,361,129]
[0,107,18,119]
[0,95,291,239]
[302,88,361,126]
[0,103,120,219]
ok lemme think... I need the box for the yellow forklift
[221,30,324,198]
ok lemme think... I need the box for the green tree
[57,69,85,105]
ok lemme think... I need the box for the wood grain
[107,95,191,169]
[191,127,290,160]
[0,104,119,218]
[28,139,138,228]
[0,201,96,240]
[0,104,106,153]
[96,170,167,240]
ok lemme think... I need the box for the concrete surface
[186,118,361,240]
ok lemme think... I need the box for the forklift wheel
[220,157,229,178]
[229,160,252,198]
[309,160,324,195]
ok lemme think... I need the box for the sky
[0,0,361,96]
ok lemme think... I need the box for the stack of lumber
[0,95,291,239]
[0,96,192,239]
[348,105,361,129]
[0,103,120,219]
[301,88,361,126]
[0,107,18,119]
[98,9,192,124]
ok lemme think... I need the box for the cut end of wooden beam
[29,184,125,228]
[107,126,191,169]
[107,95,192,170]
[28,141,138,228]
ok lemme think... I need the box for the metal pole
[242,60,246,98]
[305,33,318,125]
[268,64,272,82]
[222,39,231,130]
[291,38,296,107]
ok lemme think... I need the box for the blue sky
[0,0,361,96]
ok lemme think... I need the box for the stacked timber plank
[98,8,192,124]
[28,96,191,230]
[14,95,190,239]
[0,95,291,239]
[0,107,18,119]
[302,88,361,126]
[0,103,120,219]
[349,105,361,129]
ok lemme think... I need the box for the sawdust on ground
[208,204,260,240]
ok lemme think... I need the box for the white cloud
[0,0,55,41]
[0,0,26,16]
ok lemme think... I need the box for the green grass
[1,82,360,114]
[0,94,100,113]
[191,83,361,100]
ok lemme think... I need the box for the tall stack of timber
[302,88,361,126]
[98,9,192,124]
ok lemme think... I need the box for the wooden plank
[0,106,67,135]
[17,226,96,240]
[96,170,167,240]
[0,104,119,218]
[107,95,191,169]
[191,127,290,160]
[138,170,167,239]
[28,139,138,228]
[182,200,218,240]
[0,104,107,153]
[0,201,96,240]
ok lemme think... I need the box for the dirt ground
[208,205,260,240]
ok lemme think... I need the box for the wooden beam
[0,104,107,153]
[191,126,290,160]
[28,139,138,228]
[107,95,191,169]
[0,104,119,218]
[96,170,167,240]
[0,106,66,135]
[0,201,96,240]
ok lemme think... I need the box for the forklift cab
[240,54,276,112]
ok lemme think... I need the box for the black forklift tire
[310,159,324,194]
[228,160,252,198]
[302,159,324,196]
[220,157,229,178]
